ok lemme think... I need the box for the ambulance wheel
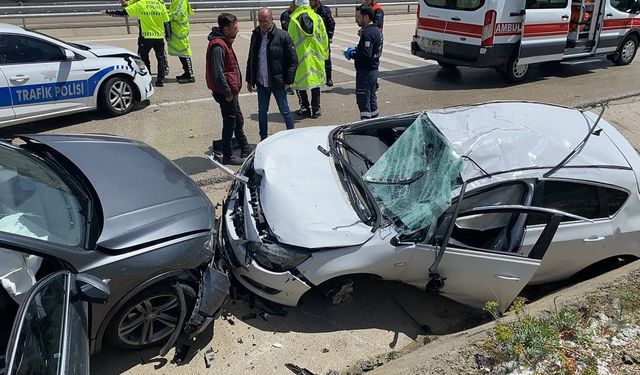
[100,76,135,117]
[614,35,638,66]
[437,61,457,69]
[501,54,529,83]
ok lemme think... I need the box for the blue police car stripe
[0,66,121,108]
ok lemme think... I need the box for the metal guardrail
[0,0,417,32]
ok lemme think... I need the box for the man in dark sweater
[345,5,383,119]
[310,0,335,86]
[246,8,298,140]
[205,13,251,165]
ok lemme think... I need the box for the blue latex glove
[343,46,356,60]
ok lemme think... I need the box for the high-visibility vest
[288,5,329,90]
[167,0,193,57]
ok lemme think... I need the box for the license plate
[421,37,444,55]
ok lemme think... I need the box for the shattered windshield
[362,113,463,233]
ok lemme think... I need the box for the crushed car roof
[426,102,631,181]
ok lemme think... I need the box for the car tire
[501,53,530,83]
[437,61,457,69]
[99,76,136,117]
[613,35,638,66]
[105,283,196,350]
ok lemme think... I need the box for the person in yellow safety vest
[104,0,170,87]
[168,0,195,83]
[288,0,329,118]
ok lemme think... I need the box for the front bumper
[183,264,230,337]
[133,73,154,101]
[217,185,311,307]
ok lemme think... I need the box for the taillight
[481,10,497,47]
[415,3,420,37]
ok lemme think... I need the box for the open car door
[422,205,586,312]
[4,271,109,375]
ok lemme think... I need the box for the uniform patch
[365,41,371,47]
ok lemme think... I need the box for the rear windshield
[425,0,485,11]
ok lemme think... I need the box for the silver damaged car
[216,101,640,313]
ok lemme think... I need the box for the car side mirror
[63,49,75,61]
[76,273,110,304]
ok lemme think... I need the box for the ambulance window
[526,0,568,9]
[425,0,484,11]
[0,35,64,65]
[610,0,640,13]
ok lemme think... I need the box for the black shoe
[154,80,164,87]
[296,107,311,117]
[240,145,253,158]
[326,79,334,87]
[177,76,195,84]
[222,156,245,166]
[311,109,321,118]
[286,87,295,95]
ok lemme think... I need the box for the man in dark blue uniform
[345,5,382,119]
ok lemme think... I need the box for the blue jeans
[257,83,294,140]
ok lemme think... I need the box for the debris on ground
[284,363,318,375]
[171,344,190,365]
[259,312,271,321]
[321,348,330,353]
[272,342,283,348]
[204,347,215,368]
[237,338,243,344]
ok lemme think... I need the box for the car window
[610,0,640,13]
[528,180,603,225]
[604,187,629,216]
[425,0,485,11]
[7,272,68,375]
[0,35,64,65]
[526,0,568,9]
[0,144,85,246]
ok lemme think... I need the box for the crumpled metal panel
[362,113,463,233]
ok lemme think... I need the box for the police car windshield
[29,30,87,50]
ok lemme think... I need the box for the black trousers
[325,48,332,82]
[297,88,321,112]
[213,94,248,158]
[138,38,166,81]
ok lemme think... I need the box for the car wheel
[105,284,195,350]
[437,61,457,69]
[100,76,135,117]
[501,53,530,83]
[613,35,638,66]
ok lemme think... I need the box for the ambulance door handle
[606,13,613,17]
[9,75,29,84]
[510,9,525,16]
[561,15,569,20]
[451,16,461,21]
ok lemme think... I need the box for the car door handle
[606,13,613,17]
[495,274,521,281]
[9,75,30,84]
[561,15,570,20]
[451,17,461,21]
[583,236,605,242]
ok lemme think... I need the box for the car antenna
[543,103,606,179]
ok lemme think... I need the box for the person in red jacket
[205,13,251,165]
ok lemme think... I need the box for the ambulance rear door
[519,0,572,64]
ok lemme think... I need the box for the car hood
[253,127,374,249]
[74,42,137,57]
[23,134,214,251]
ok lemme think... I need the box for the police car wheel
[614,35,638,66]
[502,54,529,83]
[100,77,135,116]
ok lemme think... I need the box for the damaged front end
[213,155,313,306]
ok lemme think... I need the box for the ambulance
[411,0,640,82]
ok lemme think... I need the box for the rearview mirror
[63,49,75,61]
[76,273,110,304]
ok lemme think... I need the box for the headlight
[248,241,310,272]
[133,57,148,74]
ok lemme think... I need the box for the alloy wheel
[108,80,133,113]
[117,293,179,347]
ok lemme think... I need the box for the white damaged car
[0,23,154,127]
[214,101,640,312]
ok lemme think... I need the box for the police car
[0,23,153,127]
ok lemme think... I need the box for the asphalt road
[2,14,640,375]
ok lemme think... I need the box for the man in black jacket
[310,0,335,86]
[247,7,299,140]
